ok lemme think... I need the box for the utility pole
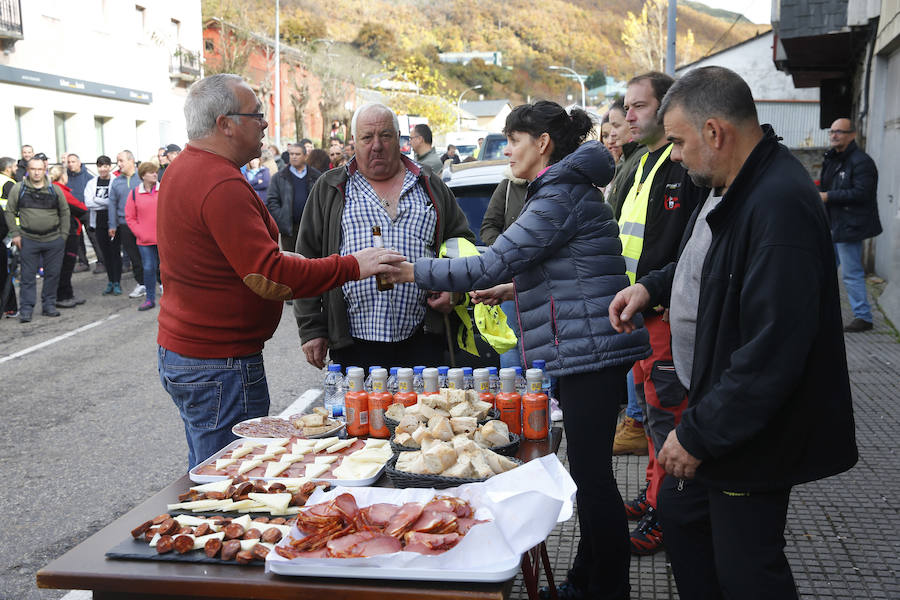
[274,0,281,146]
[665,0,676,75]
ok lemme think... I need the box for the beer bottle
[372,225,394,291]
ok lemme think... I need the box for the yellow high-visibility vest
[0,172,18,225]
[618,144,673,284]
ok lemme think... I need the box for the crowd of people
[2,64,882,600]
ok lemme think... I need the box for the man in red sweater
[157,74,403,469]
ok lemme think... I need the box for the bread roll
[441,454,475,478]
[429,416,454,441]
[385,402,406,421]
[450,416,477,435]
[423,442,457,474]
[484,449,518,474]
[397,414,422,435]
[394,432,418,448]
[480,420,510,447]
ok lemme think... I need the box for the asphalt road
[0,268,324,600]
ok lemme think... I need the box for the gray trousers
[19,236,65,315]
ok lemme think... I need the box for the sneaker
[103,282,115,295]
[73,263,90,273]
[129,284,147,298]
[613,416,648,455]
[93,262,106,274]
[56,298,78,308]
[548,397,563,422]
[538,581,585,600]
[843,318,873,332]
[18,313,32,323]
[624,485,651,520]
[42,309,61,317]
[112,282,123,296]
[138,300,156,311]
[630,506,664,555]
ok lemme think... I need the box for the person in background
[601,114,622,164]
[0,157,19,316]
[441,144,461,166]
[329,119,346,143]
[108,150,145,299]
[607,99,648,216]
[15,145,34,181]
[83,155,121,295]
[125,162,161,311]
[49,165,88,309]
[266,143,321,258]
[64,153,96,273]
[156,74,402,469]
[156,147,169,179]
[299,138,315,155]
[328,143,344,169]
[306,148,330,173]
[158,144,181,181]
[410,123,444,174]
[819,117,882,332]
[4,158,69,322]
[244,157,270,200]
[267,144,285,171]
[390,100,650,600]
[259,148,279,175]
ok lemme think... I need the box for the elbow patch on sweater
[243,273,293,301]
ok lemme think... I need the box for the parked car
[442,158,509,246]
[478,133,508,161]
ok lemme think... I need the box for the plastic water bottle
[513,366,527,395]
[462,366,474,390]
[387,367,400,396]
[365,365,382,393]
[323,364,343,418]
[343,365,358,393]
[532,359,552,395]
[412,365,426,394]
[447,368,464,389]
[437,365,450,389]
[488,366,500,396]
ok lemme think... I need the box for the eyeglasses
[226,112,265,121]
[829,129,853,135]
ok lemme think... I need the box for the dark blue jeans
[138,244,159,303]
[158,346,270,469]
[19,236,65,315]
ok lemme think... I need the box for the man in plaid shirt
[296,103,475,372]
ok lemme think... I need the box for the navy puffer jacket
[414,141,650,376]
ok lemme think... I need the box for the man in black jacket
[264,143,321,255]
[820,118,881,332]
[610,66,857,600]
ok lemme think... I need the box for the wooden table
[37,427,563,600]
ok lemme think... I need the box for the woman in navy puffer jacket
[392,101,649,600]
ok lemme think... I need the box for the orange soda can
[367,368,393,438]
[522,368,549,440]
[344,367,369,437]
[496,368,522,435]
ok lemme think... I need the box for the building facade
[0,0,202,166]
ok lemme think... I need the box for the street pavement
[1,267,897,599]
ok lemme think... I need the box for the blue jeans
[834,241,873,322]
[625,368,643,422]
[138,244,159,303]
[499,299,521,368]
[158,346,270,469]
[19,236,65,315]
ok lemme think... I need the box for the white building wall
[0,0,201,166]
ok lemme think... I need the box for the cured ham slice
[403,532,462,555]
[424,496,473,518]
[410,510,458,534]
[326,531,402,557]
[456,517,489,535]
[385,502,424,538]
[360,503,401,527]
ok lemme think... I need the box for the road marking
[0,314,121,364]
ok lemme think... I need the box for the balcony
[0,0,23,52]
[170,45,201,84]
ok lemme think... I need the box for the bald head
[828,118,856,153]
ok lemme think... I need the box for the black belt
[21,224,60,236]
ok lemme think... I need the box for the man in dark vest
[265,142,321,256]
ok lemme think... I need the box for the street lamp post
[548,65,586,108]
[457,84,482,132]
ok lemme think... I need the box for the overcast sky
[695,0,772,25]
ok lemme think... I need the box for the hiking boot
[56,298,78,308]
[624,485,651,520]
[103,282,115,295]
[630,506,664,555]
[112,282,123,296]
[93,262,106,274]
[538,580,585,600]
[613,416,648,455]
[843,318,873,332]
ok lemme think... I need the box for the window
[95,116,110,156]
[204,39,214,52]
[15,107,30,150]
[170,18,181,45]
[54,112,71,161]
[135,5,146,33]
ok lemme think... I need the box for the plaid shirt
[340,167,437,342]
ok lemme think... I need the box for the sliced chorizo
[173,534,194,554]
[131,520,153,538]
[221,540,241,561]
[204,537,222,558]
[260,527,282,544]
[223,523,245,540]
[155,535,175,554]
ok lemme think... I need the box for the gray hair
[185,74,244,140]
[118,149,135,162]
[0,157,15,172]
[659,66,758,131]
[288,142,306,155]
[350,103,400,140]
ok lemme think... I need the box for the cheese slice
[313,436,340,452]
[231,514,252,530]
[247,492,292,512]
[346,448,391,463]
[278,453,305,464]
[304,463,330,479]
[230,446,256,459]
[226,499,258,512]
[148,532,161,547]
[166,498,224,511]
[215,458,238,471]
[191,500,232,512]
[314,455,339,464]
[174,514,209,527]
[237,459,263,475]
[239,538,260,551]
[325,437,357,453]
[190,479,234,494]
[192,531,225,550]
[264,461,291,478]
[264,445,288,456]
[292,439,315,452]
[363,438,389,449]
[332,461,381,481]
[256,453,278,462]
[279,477,310,490]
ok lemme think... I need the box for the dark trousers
[19,236,65,315]
[85,225,104,265]
[95,211,122,283]
[1,245,17,313]
[117,222,143,282]
[658,475,797,600]
[56,233,79,300]
[76,225,89,265]
[329,329,447,375]
[280,227,299,254]
[558,366,631,600]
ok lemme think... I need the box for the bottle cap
[532,359,545,369]
[438,366,449,375]
[499,367,517,380]
[369,365,382,373]
[488,366,498,375]
[462,367,473,376]
[513,366,523,376]
[397,367,414,380]
[413,365,426,374]
[389,367,399,375]
[423,367,439,378]
[526,368,544,382]
[371,368,388,381]
[327,364,341,372]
